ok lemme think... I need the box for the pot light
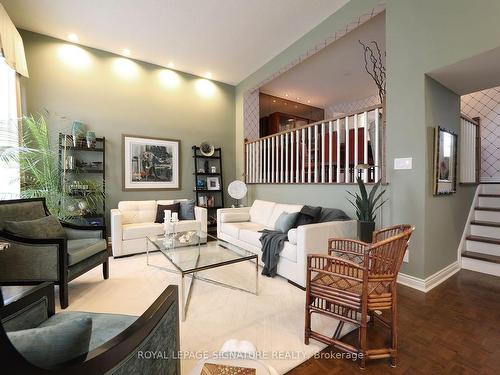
[122,48,131,57]
[168,62,175,68]
[285,93,289,97]
[196,79,215,97]
[307,100,311,103]
[205,72,213,79]
[58,45,91,70]
[159,69,180,88]
[67,33,78,42]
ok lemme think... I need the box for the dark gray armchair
[0,198,108,308]
[0,283,180,374]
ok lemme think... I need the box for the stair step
[462,251,500,264]
[466,235,500,245]
[475,206,500,212]
[470,220,500,228]
[478,194,500,198]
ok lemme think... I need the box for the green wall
[236,0,500,278]
[20,31,235,227]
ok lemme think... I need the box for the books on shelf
[198,195,216,208]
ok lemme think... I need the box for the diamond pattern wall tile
[461,86,500,182]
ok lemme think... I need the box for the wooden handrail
[245,103,383,144]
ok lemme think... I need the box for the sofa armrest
[217,207,251,237]
[62,224,105,240]
[294,220,358,287]
[110,209,123,257]
[194,206,208,235]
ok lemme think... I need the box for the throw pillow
[4,215,66,239]
[318,208,351,222]
[275,212,300,233]
[7,317,92,369]
[155,203,180,223]
[294,205,322,227]
[177,199,196,220]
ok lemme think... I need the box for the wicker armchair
[304,224,414,369]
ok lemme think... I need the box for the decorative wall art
[123,135,180,190]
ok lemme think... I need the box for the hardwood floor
[287,270,500,375]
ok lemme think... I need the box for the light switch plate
[394,157,413,170]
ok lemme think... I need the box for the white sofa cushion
[170,220,200,232]
[123,222,163,240]
[287,228,297,245]
[249,200,276,226]
[239,228,262,248]
[221,222,266,240]
[267,203,303,229]
[281,242,297,263]
[118,201,157,224]
[157,200,176,205]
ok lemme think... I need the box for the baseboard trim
[397,261,460,293]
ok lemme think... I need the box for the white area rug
[60,252,355,374]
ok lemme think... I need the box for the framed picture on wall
[433,126,457,195]
[122,135,180,190]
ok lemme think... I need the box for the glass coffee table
[147,232,259,321]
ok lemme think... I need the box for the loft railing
[459,114,480,184]
[244,104,384,184]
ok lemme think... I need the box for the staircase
[461,184,500,276]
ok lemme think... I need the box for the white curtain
[0,3,29,77]
[0,57,20,199]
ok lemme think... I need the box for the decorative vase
[86,131,96,148]
[71,121,86,147]
[358,220,375,243]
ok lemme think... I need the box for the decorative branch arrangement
[359,40,386,103]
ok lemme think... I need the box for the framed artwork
[433,127,457,195]
[123,135,180,190]
[206,177,220,190]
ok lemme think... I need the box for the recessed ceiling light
[122,49,131,57]
[307,100,311,103]
[167,62,175,68]
[205,72,213,79]
[285,93,289,97]
[67,33,78,42]
[296,97,300,100]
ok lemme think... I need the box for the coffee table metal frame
[146,233,259,321]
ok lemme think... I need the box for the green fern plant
[0,114,104,222]
[347,177,386,222]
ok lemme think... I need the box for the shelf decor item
[206,177,220,190]
[86,131,96,148]
[123,135,180,190]
[199,141,215,156]
[228,180,247,207]
[71,121,86,147]
[347,175,386,243]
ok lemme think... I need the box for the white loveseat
[217,200,357,288]
[111,199,207,257]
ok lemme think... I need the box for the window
[0,56,20,199]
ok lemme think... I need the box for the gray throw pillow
[318,208,351,222]
[7,317,92,369]
[177,199,196,220]
[4,215,66,239]
[275,212,300,233]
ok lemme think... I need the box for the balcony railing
[245,104,384,184]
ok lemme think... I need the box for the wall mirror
[434,126,458,195]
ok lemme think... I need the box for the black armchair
[0,198,109,308]
[0,282,180,374]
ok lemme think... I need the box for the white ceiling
[261,12,385,108]
[429,46,500,95]
[2,0,350,85]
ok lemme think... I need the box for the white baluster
[363,111,368,183]
[345,116,350,183]
[328,121,333,183]
[336,119,341,183]
[374,108,380,182]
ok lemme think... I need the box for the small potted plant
[347,175,386,243]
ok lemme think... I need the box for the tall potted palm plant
[347,177,386,243]
[0,114,104,222]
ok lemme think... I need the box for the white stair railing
[460,115,480,184]
[245,104,383,184]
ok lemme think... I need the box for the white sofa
[217,200,357,288]
[111,199,207,257]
